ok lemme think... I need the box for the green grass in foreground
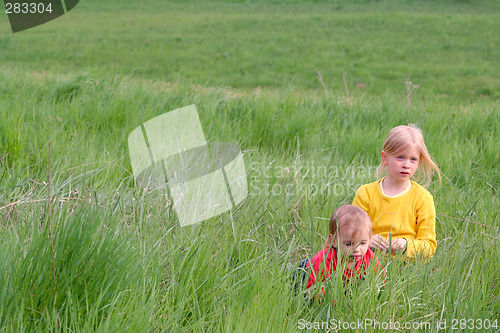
[0,67,498,331]
[0,0,499,331]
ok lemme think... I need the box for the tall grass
[0,65,498,331]
[0,0,499,330]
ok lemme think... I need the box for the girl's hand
[370,234,389,251]
[391,238,407,252]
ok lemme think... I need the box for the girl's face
[382,145,420,184]
[331,225,371,263]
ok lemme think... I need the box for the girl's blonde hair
[376,124,441,187]
[325,205,372,248]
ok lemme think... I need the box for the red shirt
[306,247,380,290]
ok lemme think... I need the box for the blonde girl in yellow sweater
[353,124,441,259]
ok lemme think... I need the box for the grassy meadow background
[0,0,499,331]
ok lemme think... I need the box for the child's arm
[372,234,390,251]
[352,185,369,213]
[391,238,407,252]
[306,248,329,289]
[353,186,390,251]
[305,248,335,303]
[405,193,437,258]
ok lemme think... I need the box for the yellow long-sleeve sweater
[352,179,437,259]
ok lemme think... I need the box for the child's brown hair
[326,205,372,248]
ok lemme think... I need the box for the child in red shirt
[306,205,381,299]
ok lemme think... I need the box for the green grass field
[0,0,499,331]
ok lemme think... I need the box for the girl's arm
[405,193,437,259]
[306,248,330,289]
[353,185,390,251]
[371,234,390,251]
[352,185,369,213]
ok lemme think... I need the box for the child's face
[331,226,371,263]
[382,145,420,183]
